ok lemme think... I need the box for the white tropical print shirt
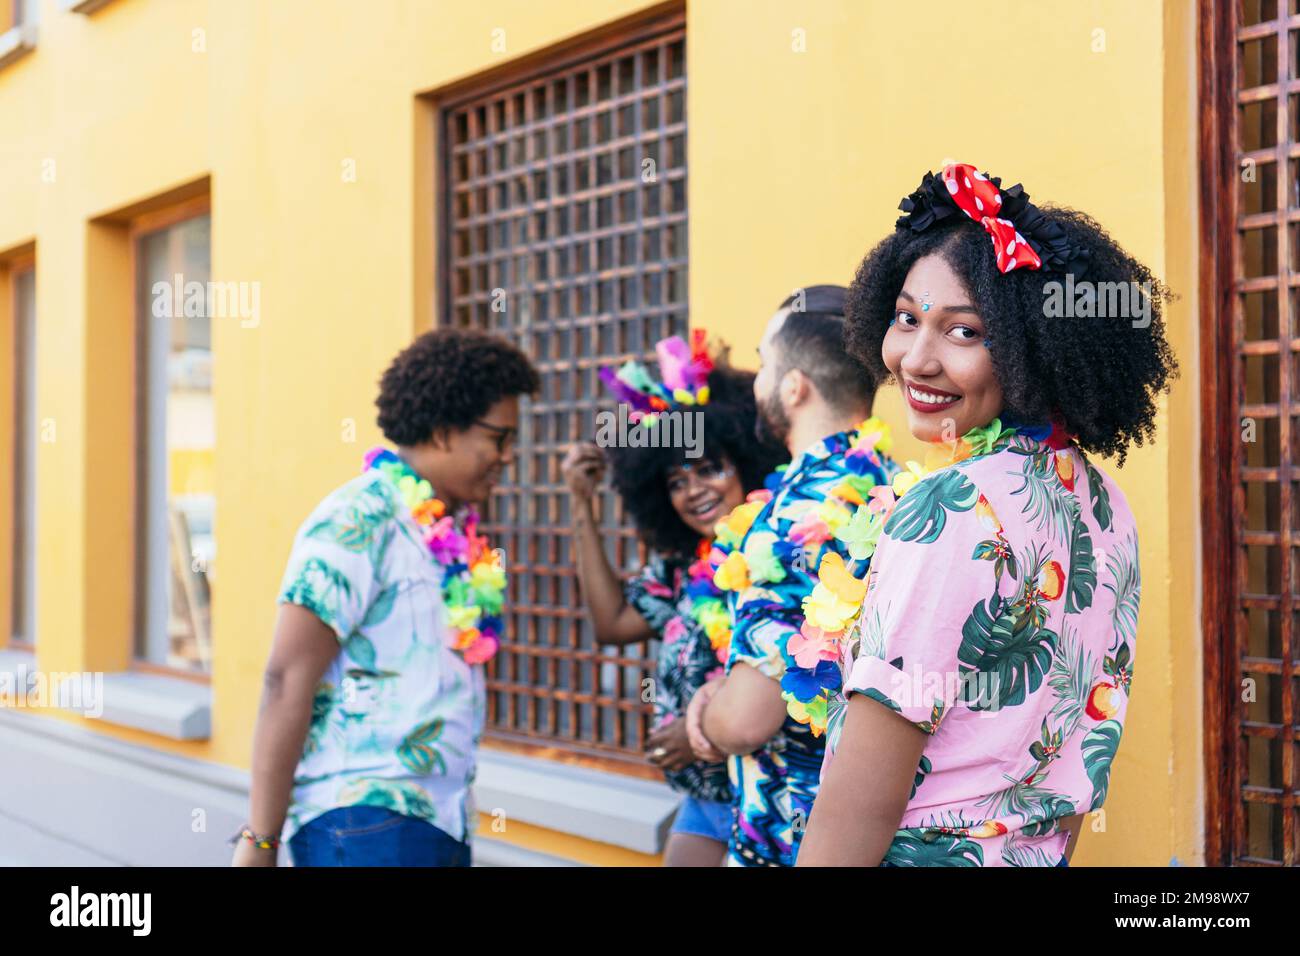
[277,468,485,843]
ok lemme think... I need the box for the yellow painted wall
[0,0,1201,865]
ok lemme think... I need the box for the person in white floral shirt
[231,328,538,867]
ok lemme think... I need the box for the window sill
[0,23,37,72]
[0,647,35,682]
[475,748,680,855]
[93,671,211,740]
[0,653,214,742]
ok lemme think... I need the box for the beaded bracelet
[230,825,281,850]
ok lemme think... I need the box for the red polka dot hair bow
[942,164,1041,273]
[895,162,1090,279]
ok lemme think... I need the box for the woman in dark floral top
[561,339,787,866]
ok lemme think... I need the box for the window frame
[0,0,38,72]
[7,253,35,651]
[127,196,214,684]
[434,7,687,772]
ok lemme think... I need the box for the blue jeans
[289,806,470,867]
[670,796,734,844]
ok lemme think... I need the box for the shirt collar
[998,412,1074,450]
[783,427,859,480]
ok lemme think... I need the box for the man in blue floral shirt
[687,286,897,866]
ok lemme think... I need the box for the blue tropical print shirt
[724,427,897,866]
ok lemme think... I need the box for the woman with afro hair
[797,164,1177,867]
[561,337,787,866]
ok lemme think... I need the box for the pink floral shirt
[824,430,1140,866]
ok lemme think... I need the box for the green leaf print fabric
[276,470,486,844]
[828,434,1139,866]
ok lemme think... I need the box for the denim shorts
[288,805,471,867]
[670,796,734,844]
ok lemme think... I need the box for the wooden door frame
[1198,0,1237,867]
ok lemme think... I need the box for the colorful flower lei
[363,447,504,665]
[683,537,734,663]
[788,418,1058,735]
[706,418,897,722]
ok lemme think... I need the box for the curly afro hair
[376,328,540,445]
[607,365,789,557]
[844,206,1178,465]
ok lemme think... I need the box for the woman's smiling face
[664,455,745,538]
[882,253,1004,442]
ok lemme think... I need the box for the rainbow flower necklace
[706,417,896,727]
[683,537,733,663]
[363,447,505,665]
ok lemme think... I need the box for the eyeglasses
[473,419,517,453]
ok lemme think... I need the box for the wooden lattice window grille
[439,15,688,767]
[1203,0,1300,865]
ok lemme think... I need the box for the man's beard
[754,388,791,448]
